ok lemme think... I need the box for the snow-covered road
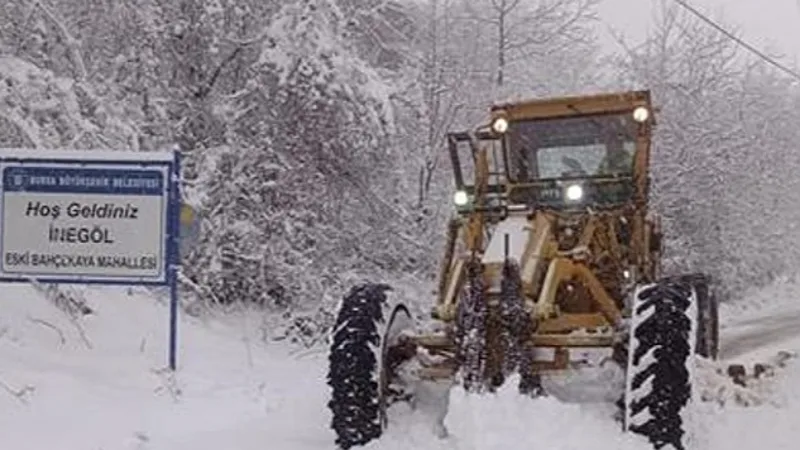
[0,282,798,450]
[720,307,800,359]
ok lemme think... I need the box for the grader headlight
[565,184,584,201]
[632,106,650,123]
[453,190,469,206]
[491,116,509,134]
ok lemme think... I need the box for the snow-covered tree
[611,0,800,298]
[455,0,600,99]
[381,0,606,260]
[180,1,431,327]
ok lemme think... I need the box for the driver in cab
[597,137,633,176]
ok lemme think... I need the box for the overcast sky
[597,0,800,66]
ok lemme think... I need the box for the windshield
[507,113,637,182]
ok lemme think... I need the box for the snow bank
[365,373,647,450]
[702,356,800,450]
[365,358,800,450]
[444,378,646,450]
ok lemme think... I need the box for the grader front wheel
[623,275,718,450]
[326,283,416,449]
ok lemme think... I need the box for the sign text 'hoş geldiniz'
[0,150,180,285]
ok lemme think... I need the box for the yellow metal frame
[420,90,658,379]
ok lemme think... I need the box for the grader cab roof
[489,90,654,123]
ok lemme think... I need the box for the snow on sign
[0,150,180,285]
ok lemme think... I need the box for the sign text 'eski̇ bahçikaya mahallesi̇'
[1,164,168,281]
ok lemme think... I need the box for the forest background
[2,0,799,345]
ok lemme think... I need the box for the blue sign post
[0,149,181,370]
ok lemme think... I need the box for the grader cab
[327,90,720,450]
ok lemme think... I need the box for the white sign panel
[0,162,170,282]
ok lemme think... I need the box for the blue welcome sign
[0,148,182,369]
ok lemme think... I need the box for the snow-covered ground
[0,280,798,450]
[0,284,331,450]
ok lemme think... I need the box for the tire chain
[455,257,488,393]
[498,259,541,394]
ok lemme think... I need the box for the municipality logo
[6,170,26,188]
[4,169,26,188]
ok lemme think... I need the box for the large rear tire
[326,283,414,449]
[623,276,700,450]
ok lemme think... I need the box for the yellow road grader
[326,90,720,450]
